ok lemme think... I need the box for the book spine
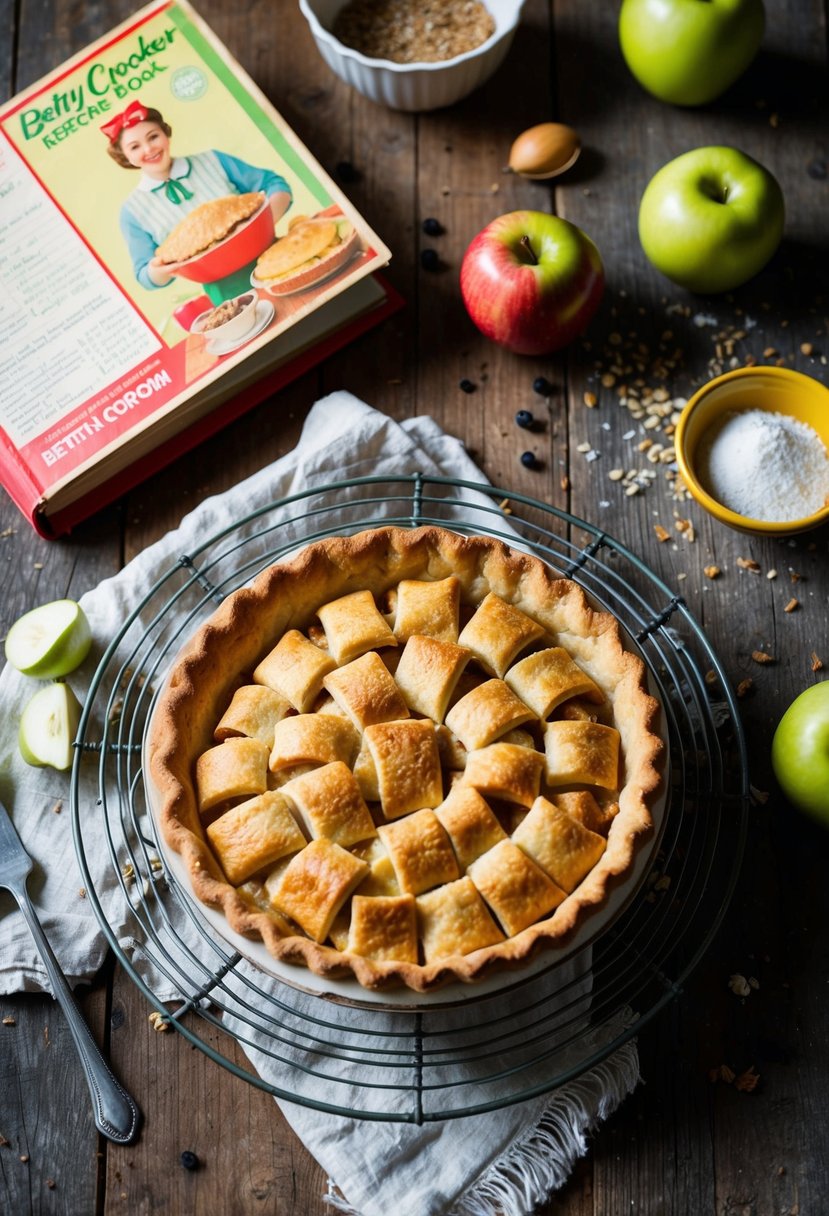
[0,428,47,533]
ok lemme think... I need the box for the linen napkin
[0,392,640,1215]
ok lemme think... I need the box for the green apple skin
[4,599,92,679]
[638,146,784,293]
[619,0,765,106]
[771,683,829,823]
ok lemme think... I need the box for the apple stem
[519,235,538,265]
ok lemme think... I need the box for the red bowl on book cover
[164,197,275,284]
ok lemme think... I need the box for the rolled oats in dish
[332,0,496,64]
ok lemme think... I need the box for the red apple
[460,211,605,355]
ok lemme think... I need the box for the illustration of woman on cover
[101,99,292,291]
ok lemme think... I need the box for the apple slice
[18,682,83,771]
[5,599,92,679]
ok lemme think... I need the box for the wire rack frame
[70,474,749,1123]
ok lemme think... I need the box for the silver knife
[0,797,141,1144]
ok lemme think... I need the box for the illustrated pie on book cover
[148,526,664,993]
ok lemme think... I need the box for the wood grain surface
[1,0,827,1213]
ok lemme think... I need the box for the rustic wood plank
[552,0,829,1212]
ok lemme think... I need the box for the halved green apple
[5,599,92,678]
[18,682,83,771]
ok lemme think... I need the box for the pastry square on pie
[462,742,545,808]
[363,718,444,819]
[214,685,291,745]
[505,647,603,719]
[467,840,566,936]
[317,589,397,664]
[434,785,507,870]
[323,651,410,729]
[458,592,545,677]
[253,629,337,713]
[269,713,359,772]
[155,192,264,264]
[445,679,535,751]
[544,720,621,790]
[281,761,377,848]
[149,525,662,993]
[393,635,470,723]
[196,737,270,813]
[417,876,505,962]
[269,838,368,942]
[206,790,306,885]
[350,836,400,897]
[392,576,461,643]
[347,894,418,963]
[512,796,607,893]
[378,809,460,895]
[554,790,619,836]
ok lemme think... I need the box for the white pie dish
[298,0,526,112]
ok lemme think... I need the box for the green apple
[771,683,829,824]
[18,682,83,771]
[619,0,765,107]
[4,599,92,679]
[638,146,784,293]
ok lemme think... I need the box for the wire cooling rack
[70,475,749,1122]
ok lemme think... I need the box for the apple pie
[148,526,663,992]
[254,215,359,293]
[155,191,264,265]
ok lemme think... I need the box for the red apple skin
[460,212,605,356]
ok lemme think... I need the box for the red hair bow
[100,100,150,143]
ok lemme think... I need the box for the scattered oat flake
[654,524,670,542]
[148,1011,169,1032]
[735,1065,761,1092]
[737,557,761,572]
[789,570,803,583]
[608,468,624,481]
[800,342,814,355]
[728,974,751,997]
[0,1134,8,1146]
[583,391,597,407]
[2,1016,15,1026]
[736,678,754,698]
[704,565,721,579]
[766,568,778,580]
[19,1154,29,1163]
[811,652,824,672]
[46,1179,56,1189]
[784,598,799,613]
[752,650,774,664]
[704,669,718,685]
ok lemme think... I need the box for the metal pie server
[0,797,141,1144]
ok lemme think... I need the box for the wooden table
[2,1,828,1212]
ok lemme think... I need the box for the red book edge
[1,274,403,539]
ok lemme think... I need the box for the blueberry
[520,451,538,469]
[180,1151,199,1171]
[515,409,534,429]
[533,376,553,396]
[420,248,440,271]
[335,160,359,183]
[459,378,476,394]
[422,217,443,236]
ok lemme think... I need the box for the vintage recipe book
[0,0,396,537]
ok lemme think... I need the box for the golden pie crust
[148,526,663,993]
[155,191,265,265]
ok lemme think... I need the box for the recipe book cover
[0,0,394,536]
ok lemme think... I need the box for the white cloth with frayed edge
[0,392,640,1216]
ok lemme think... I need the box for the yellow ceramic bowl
[675,366,829,536]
